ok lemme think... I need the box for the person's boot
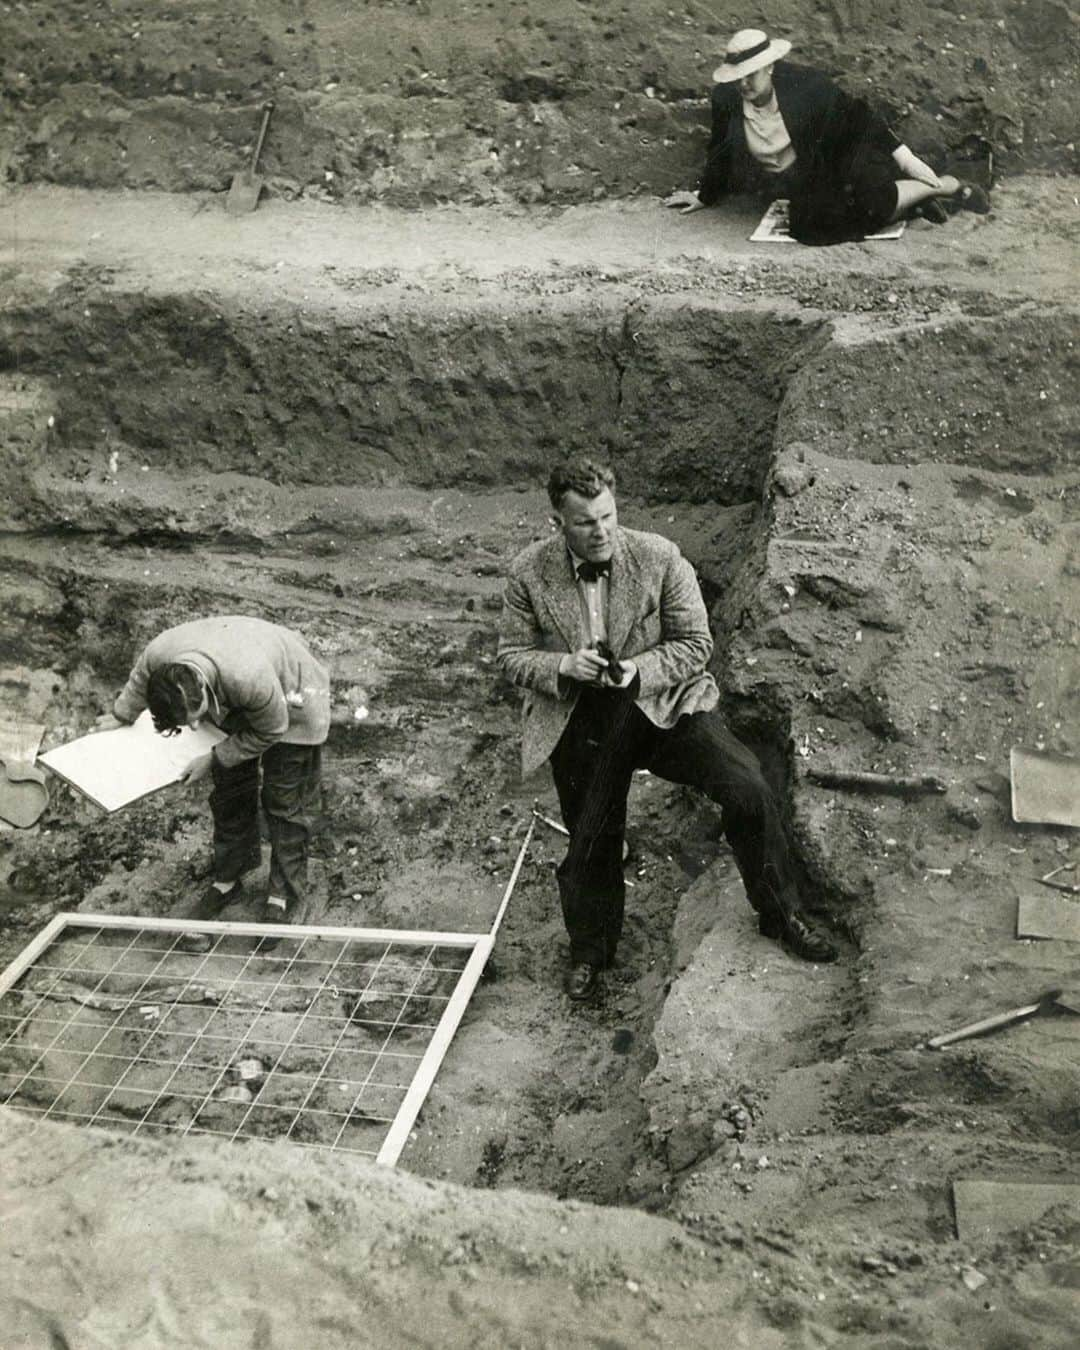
[255,894,312,950]
[189,880,242,922]
[760,909,838,963]
[564,962,602,1001]
[260,894,311,925]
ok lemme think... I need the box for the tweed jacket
[497,527,720,776]
[698,61,901,206]
[114,616,331,768]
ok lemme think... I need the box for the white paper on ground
[40,710,225,812]
[1010,745,1080,827]
[750,198,906,243]
[1017,891,1080,943]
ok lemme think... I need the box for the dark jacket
[698,61,902,236]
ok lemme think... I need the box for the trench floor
[0,487,758,1205]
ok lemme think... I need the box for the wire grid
[0,917,480,1162]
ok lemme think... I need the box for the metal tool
[227,102,274,216]
[594,640,624,685]
[531,806,568,837]
[926,987,1080,1049]
[0,757,49,829]
[531,806,635,883]
[1035,875,1080,896]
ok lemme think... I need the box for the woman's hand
[663,189,706,214]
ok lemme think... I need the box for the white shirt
[568,550,610,647]
[742,92,796,174]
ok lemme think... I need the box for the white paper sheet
[40,711,225,813]
[750,198,906,243]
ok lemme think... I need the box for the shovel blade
[226,169,265,216]
[1055,988,1080,1015]
[0,758,49,829]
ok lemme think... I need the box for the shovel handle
[1038,877,1080,895]
[251,102,274,174]
[927,1001,1041,1049]
[531,806,569,837]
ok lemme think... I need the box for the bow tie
[576,559,611,583]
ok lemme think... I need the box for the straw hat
[713,28,792,84]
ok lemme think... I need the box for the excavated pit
[0,292,828,1204]
[2,282,1079,1227]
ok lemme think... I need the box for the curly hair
[147,664,205,736]
[546,457,616,511]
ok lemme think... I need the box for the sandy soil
[0,179,1078,1348]
[3,0,1078,203]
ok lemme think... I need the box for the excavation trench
[0,290,827,1205]
[2,286,1078,1214]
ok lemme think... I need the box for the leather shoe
[254,896,311,951]
[260,896,311,926]
[564,963,602,1001]
[915,199,949,225]
[953,180,991,214]
[760,910,838,963]
[189,880,241,922]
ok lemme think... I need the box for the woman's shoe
[914,199,949,225]
[947,180,991,215]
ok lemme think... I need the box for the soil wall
[0,292,826,503]
[3,1,1077,203]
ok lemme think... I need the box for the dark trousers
[549,690,800,968]
[209,743,322,905]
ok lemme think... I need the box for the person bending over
[497,457,837,1003]
[664,27,989,244]
[103,615,329,925]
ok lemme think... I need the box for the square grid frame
[0,912,494,1166]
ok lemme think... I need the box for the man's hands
[559,649,638,690]
[613,658,638,689]
[892,145,941,189]
[179,751,215,786]
[663,189,706,214]
[560,649,609,684]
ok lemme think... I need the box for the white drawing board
[40,711,225,813]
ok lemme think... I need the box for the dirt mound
[3,1,1078,204]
